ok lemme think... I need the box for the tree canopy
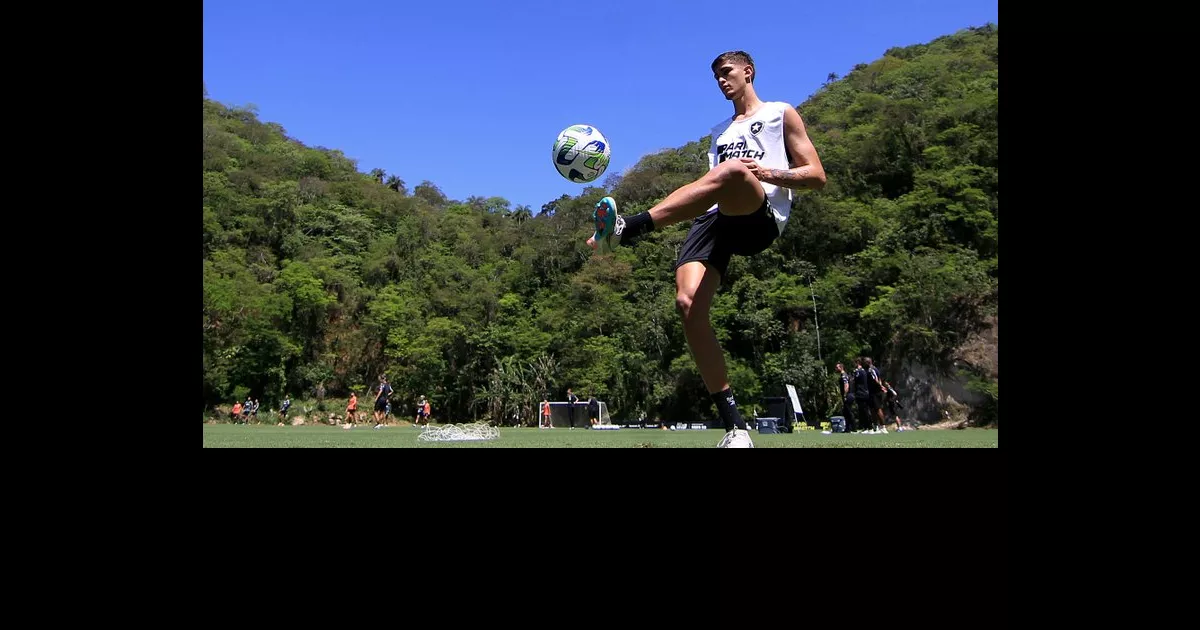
[203,25,998,426]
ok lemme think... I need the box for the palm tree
[512,204,532,224]
[369,168,385,184]
[466,195,487,211]
[385,175,406,194]
[529,353,559,405]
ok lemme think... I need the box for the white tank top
[707,101,793,233]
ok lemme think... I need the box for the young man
[586,51,826,448]
[373,375,392,428]
[587,395,600,426]
[865,357,885,433]
[835,362,856,433]
[883,380,904,431]
[540,396,553,429]
[345,392,358,425]
[566,388,579,429]
[415,395,427,426]
[853,358,871,434]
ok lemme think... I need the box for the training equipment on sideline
[418,422,500,442]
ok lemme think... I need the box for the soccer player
[566,388,579,429]
[373,375,392,429]
[345,392,358,425]
[835,362,856,433]
[587,51,826,448]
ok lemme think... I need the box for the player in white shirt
[586,51,826,448]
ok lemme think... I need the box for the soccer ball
[552,125,611,183]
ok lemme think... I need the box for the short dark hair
[711,50,756,83]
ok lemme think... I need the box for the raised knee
[714,159,753,184]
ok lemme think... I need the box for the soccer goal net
[541,401,611,427]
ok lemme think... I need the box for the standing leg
[676,262,731,397]
[843,399,856,433]
[676,261,750,443]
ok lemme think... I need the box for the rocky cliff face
[892,317,997,427]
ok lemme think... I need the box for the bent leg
[650,160,766,230]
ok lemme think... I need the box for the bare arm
[746,107,826,190]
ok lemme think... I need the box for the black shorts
[675,197,780,279]
[374,398,387,412]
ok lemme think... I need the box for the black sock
[711,387,746,432]
[618,211,655,245]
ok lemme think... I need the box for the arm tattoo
[762,167,812,188]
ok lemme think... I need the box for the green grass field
[202,423,998,448]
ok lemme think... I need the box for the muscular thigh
[676,261,722,314]
[711,160,767,217]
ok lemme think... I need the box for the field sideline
[202,423,998,448]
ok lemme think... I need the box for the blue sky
[204,0,998,212]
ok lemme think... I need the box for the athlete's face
[714,62,753,99]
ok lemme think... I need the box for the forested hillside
[203,24,998,426]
